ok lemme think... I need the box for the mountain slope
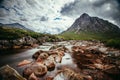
[62,13,120,40]
[0,23,31,31]
[0,25,59,41]
[67,13,120,33]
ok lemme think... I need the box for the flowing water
[0,41,78,79]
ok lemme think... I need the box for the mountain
[66,13,120,33]
[0,23,31,31]
[62,13,120,40]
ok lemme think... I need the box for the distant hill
[0,25,59,41]
[0,23,32,31]
[61,13,120,40]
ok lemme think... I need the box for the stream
[0,41,78,79]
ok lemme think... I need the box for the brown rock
[28,73,38,80]
[32,50,45,59]
[44,56,55,71]
[54,68,83,80]
[18,60,31,67]
[0,65,26,80]
[46,76,53,80]
[23,63,47,78]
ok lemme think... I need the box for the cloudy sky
[0,0,120,34]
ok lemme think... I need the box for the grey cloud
[61,0,120,26]
[40,16,48,21]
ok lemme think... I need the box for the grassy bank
[0,26,58,41]
[58,31,120,49]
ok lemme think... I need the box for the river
[0,41,78,79]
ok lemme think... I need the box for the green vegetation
[106,39,120,49]
[0,26,58,40]
[59,31,118,40]
[59,31,120,49]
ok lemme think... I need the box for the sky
[0,0,120,34]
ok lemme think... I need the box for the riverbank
[0,41,120,80]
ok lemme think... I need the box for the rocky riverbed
[0,40,120,80]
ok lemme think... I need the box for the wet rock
[72,45,120,80]
[50,45,68,52]
[48,50,65,56]
[32,50,45,59]
[28,73,39,80]
[18,60,32,67]
[36,52,49,63]
[53,55,62,63]
[23,63,47,78]
[38,53,49,60]
[0,36,39,49]
[0,65,26,80]
[54,68,83,80]
[44,56,55,71]
[46,76,54,80]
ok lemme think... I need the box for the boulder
[50,45,68,52]
[54,68,83,80]
[23,63,47,78]
[0,36,38,49]
[51,54,62,63]
[44,56,55,71]
[36,52,49,63]
[18,60,32,67]
[46,76,54,80]
[28,73,39,80]
[0,65,26,80]
[32,50,45,59]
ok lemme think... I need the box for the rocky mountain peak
[66,13,120,34]
[80,13,90,19]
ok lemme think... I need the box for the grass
[59,31,111,40]
[0,26,58,41]
[59,31,120,49]
[106,38,120,49]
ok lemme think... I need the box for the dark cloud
[40,16,48,21]
[117,0,120,3]
[0,0,4,3]
[60,0,120,27]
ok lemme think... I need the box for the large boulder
[0,65,26,80]
[23,63,47,78]
[44,56,55,71]
[32,50,45,59]
[54,68,84,80]
[49,45,68,52]
[72,45,120,80]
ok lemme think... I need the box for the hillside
[0,25,60,49]
[60,13,120,48]
[0,25,58,41]
[61,13,120,40]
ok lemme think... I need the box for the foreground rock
[53,67,92,80]
[0,65,26,80]
[18,60,32,67]
[23,63,47,79]
[1,40,120,80]
[72,46,120,80]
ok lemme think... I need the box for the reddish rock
[18,60,31,67]
[32,50,42,59]
[46,76,53,80]
[44,56,55,71]
[28,73,39,80]
[23,63,47,78]
[54,67,83,80]
[36,53,49,62]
